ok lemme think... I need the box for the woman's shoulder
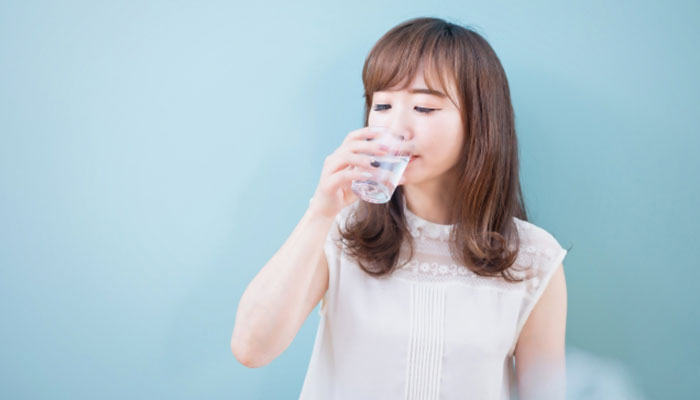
[334,199,361,227]
[326,200,361,245]
[511,216,568,272]
[512,217,562,248]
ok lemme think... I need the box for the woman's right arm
[230,126,389,368]
[230,206,335,368]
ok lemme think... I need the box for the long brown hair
[339,17,530,283]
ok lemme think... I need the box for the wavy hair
[339,17,530,282]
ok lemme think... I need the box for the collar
[401,195,453,241]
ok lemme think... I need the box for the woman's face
[367,64,464,187]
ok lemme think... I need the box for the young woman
[231,17,569,400]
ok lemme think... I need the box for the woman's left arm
[514,263,568,400]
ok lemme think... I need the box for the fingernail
[361,171,372,178]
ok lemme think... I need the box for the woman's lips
[409,155,419,163]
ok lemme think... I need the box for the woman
[231,17,569,400]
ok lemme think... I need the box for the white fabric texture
[299,197,568,400]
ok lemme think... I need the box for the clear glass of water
[351,127,413,204]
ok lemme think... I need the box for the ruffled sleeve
[508,220,569,355]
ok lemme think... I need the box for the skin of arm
[230,208,335,368]
[514,263,568,400]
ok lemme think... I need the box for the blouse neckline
[401,195,453,241]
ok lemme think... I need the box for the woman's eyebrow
[375,88,447,98]
[408,88,447,98]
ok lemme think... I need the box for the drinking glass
[351,127,413,204]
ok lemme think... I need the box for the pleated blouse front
[299,198,568,400]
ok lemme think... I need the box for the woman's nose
[370,106,414,140]
[387,122,413,141]
[385,125,414,156]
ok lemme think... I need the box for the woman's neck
[402,183,456,225]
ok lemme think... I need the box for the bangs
[362,24,460,108]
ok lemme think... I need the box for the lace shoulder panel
[390,217,567,292]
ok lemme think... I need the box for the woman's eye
[372,104,438,114]
[415,106,436,114]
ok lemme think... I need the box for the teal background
[1,1,698,399]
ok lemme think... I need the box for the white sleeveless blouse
[299,197,568,399]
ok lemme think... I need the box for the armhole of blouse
[319,211,343,318]
[508,243,568,356]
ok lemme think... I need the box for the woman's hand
[308,126,389,219]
